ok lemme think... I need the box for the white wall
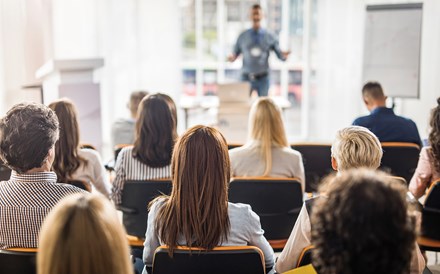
[308,0,440,142]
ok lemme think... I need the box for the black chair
[0,163,11,181]
[420,179,440,244]
[0,248,37,274]
[151,245,265,274]
[380,142,420,184]
[227,143,243,150]
[65,179,92,192]
[290,143,334,193]
[296,245,314,268]
[228,177,303,249]
[117,179,172,238]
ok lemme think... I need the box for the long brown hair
[154,125,231,254]
[429,98,440,172]
[132,93,177,167]
[49,99,87,182]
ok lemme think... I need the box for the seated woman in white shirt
[229,97,305,191]
[276,126,426,274]
[111,93,178,205]
[142,125,274,273]
[49,99,111,197]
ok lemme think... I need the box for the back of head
[133,93,177,167]
[362,81,385,101]
[429,97,440,172]
[248,98,288,175]
[38,193,132,274]
[48,99,84,182]
[311,169,415,274]
[331,126,382,171]
[129,90,149,117]
[0,103,59,173]
[156,125,230,254]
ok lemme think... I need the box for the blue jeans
[242,73,269,97]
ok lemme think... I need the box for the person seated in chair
[0,103,85,249]
[111,90,149,148]
[143,126,274,273]
[311,169,416,274]
[276,126,425,274]
[352,81,422,147]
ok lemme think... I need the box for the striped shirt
[0,171,85,249]
[111,146,171,204]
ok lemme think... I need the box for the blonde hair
[37,194,132,274]
[331,126,382,171]
[248,98,289,176]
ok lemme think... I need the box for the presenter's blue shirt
[352,107,422,147]
[233,28,285,75]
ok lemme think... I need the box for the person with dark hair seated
[143,126,274,273]
[111,93,178,205]
[409,97,440,198]
[0,103,85,249]
[311,169,416,274]
[353,81,422,147]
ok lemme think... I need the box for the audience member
[38,193,133,274]
[311,169,416,274]
[112,90,149,147]
[142,125,274,273]
[352,81,422,147]
[0,103,85,249]
[276,126,425,274]
[276,126,381,272]
[410,97,440,198]
[49,99,111,197]
[111,93,177,204]
[229,97,305,190]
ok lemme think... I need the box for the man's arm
[228,33,242,62]
[270,33,290,61]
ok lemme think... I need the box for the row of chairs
[2,180,439,274]
[119,177,303,249]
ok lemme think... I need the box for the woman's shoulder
[228,202,253,217]
[78,148,103,162]
[276,146,302,158]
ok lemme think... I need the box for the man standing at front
[0,103,85,249]
[352,81,422,147]
[228,4,290,97]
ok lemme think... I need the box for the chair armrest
[116,205,138,214]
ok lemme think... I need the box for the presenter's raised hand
[227,54,238,62]
[282,50,291,60]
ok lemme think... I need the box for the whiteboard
[362,4,423,98]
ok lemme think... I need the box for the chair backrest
[290,143,333,193]
[152,245,265,274]
[421,180,440,240]
[296,245,314,268]
[228,177,303,241]
[114,144,132,161]
[0,163,11,181]
[119,179,172,237]
[227,143,243,150]
[380,142,420,184]
[65,179,92,192]
[0,248,37,274]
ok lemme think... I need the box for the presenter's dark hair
[311,169,415,274]
[252,3,262,9]
[429,97,440,172]
[0,102,59,173]
[132,93,177,167]
[49,99,87,183]
[362,81,384,100]
[153,125,231,255]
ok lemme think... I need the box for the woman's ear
[331,157,338,171]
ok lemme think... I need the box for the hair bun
[437,97,440,106]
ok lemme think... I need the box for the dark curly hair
[311,169,415,274]
[429,97,440,173]
[0,103,59,173]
